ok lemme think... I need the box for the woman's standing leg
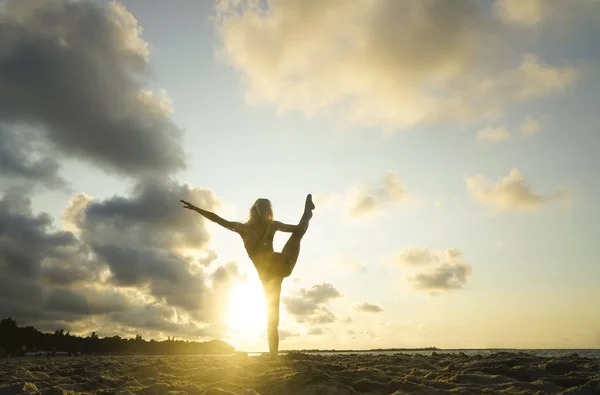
[263,277,283,357]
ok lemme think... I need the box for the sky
[0,0,599,352]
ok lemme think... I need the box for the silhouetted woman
[180,194,315,357]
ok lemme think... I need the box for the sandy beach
[1,352,598,395]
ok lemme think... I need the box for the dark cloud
[0,277,131,325]
[282,283,342,325]
[61,178,222,314]
[107,303,215,338]
[279,329,300,341]
[307,327,324,335]
[0,0,184,180]
[354,303,383,313]
[65,178,219,250]
[407,249,473,293]
[392,247,436,266]
[306,308,336,325]
[44,288,93,316]
[0,276,44,313]
[302,283,343,304]
[40,255,101,286]
[0,125,65,188]
[211,261,244,288]
[0,188,83,279]
[0,183,239,339]
[0,190,128,323]
[411,260,471,292]
[92,244,206,311]
[0,0,243,341]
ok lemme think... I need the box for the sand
[0,352,599,394]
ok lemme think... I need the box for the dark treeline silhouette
[0,318,234,356]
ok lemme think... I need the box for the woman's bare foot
[305,194,315,211]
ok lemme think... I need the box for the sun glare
[226,280,267,336]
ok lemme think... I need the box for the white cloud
[494,0,599,29]
[520,116,542,135]
[494,0,544,27]
[477,126,511,142]
[466,168,570,212]
[493,55,577,102]
[316,172,414,217]
[215,0,581,131]
[348,171,413,217]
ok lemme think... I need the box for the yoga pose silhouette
[180,194,315,356]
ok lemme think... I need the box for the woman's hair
[246,198,273,224]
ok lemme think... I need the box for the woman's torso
[239,220,276,259]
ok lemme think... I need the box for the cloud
[389,248,472,294]
[488,55,577,102]
[61,178,223,314]
[307,327,324,335]
[494,0,544,27]
[411,260,471,292]
[0,278,136,326]
[0,187,87,280]
[215,0,580,131]
[279,329,300,341]
[348,172,413,217]
[0,126,65,188]
[303,283,343,303]
[315,172,414,218]
[282,283,342,325]
[354,303,383,313]
[388,248,436,267]
[520,116,542,135]
[466,168,570,212]
[42,286,132,316]
[0,0,184,180]
[0,190,143,326]
[63,178,220,251]
[0,183,243,340]
[477,126,511,142]
[494,0,599,29]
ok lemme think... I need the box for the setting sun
[226,280,267,337]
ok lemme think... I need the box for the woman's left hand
[180,200,198,211]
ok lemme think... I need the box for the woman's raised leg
[280,195,314,275]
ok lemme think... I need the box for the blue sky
[1,0,599,352]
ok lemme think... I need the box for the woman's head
[248,198,273,223]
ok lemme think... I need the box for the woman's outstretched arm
[180,200,241,232]
[273,221,300,233]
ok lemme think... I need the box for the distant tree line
[0,318,234,356]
